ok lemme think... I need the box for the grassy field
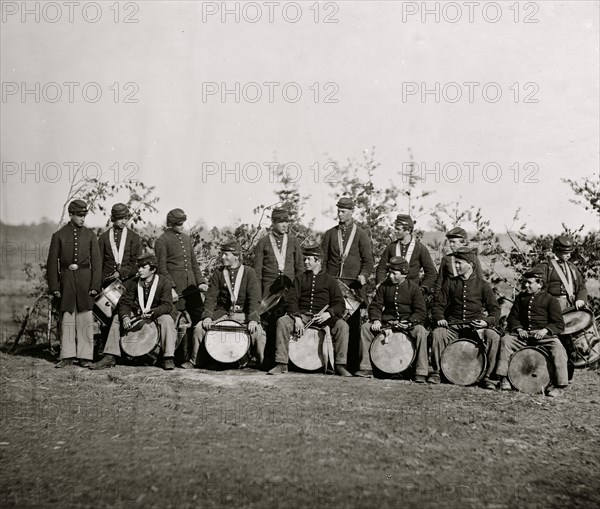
[1,351,599,509]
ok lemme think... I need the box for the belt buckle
[68,264,79,270]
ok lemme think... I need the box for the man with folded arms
[429,247,501,389]
[47,199,101,368]
[356,256,429,382]
[268,244,351,376]
[90,253,177,370]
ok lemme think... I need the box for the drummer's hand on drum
[123,316,132,330]
[89,289,98,296]
[357,274,366,287]
[533,328,548,340]
[198,283,209,292]
[141,312,153,320]
[575,299,586,310]
[314,311,331,324]
[397,321,410,331]
[202,317,213,330]
[294,317,304,334]
[470,319,487,329]
[248,321,258,334]
[437,319,448,328]
[516,328,529,339]
[52,291,61,299]
[371,320,382,333]
[107,271,120,281]
[171,288,179,302]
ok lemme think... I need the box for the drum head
[563,310,593,335]
[289,328,327,371]
[205,320,250,364]
[571,322,600,368]
[121,320,159,358]
[508,347,552,394]
[370,332,415,374]
[440,339,486,386]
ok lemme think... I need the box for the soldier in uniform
[429,248,501,389]
[90,253,178,370]
[47,199,101,368]
[184,240,266,369]
[375,214,437,294]
[356,257,429,382]
[496,269,567,397]
[432,226,484,298]
[268,244,351,376]
[98,203,142,286]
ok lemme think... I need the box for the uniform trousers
[60,309,95,361]
[103,314,178,358]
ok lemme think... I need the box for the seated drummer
[183,240,266,369]
[355,256,429,382]
[90,253,178,370]
[268,244,351,376]
[496,269,567,397]
[429,247,501,389]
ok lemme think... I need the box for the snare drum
[336,280,363,319]
[289,327,332,371]
[561,309,600,368]
[95,279,126,319]
[204,319,250,364]
[120,319,160,358]
[440,338,487,386]
[369,330,415,374]
[508,346,552,394]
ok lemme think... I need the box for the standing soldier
[98,203,142,286]
[375,214,437,294]
[47,199,102,368]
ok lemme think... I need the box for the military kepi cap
[336,197,355,210]
[453,247,478,264]
[523,267,546,282]
[68,199,88,215]
[553,235,574,253]
[166,208,187,226]
[136,252,157,267]
[111,203,130,220]
[271,208,290,223]
[395,214,414,228]
[387,256,409,274]
[302,243,322,258]
[220,240,241,255]
[446,227,467,240]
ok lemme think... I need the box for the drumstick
[293,306,329,339]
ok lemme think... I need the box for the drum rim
[440,338,487,386]
[369,330,416,374]
[204,320,250,364]
[120,319,160,357]
[507,345,551,393]
[562,308,594,334]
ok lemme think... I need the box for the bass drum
[508,346,552,394]
[204,319,250,364]
[369,331,415,375]
[440,338,487,386]
[289,327,332,372]
[120,319,160,359]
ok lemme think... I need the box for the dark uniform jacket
[253,231,303,297]
[533,258,587,303]
[202,265,261,323]
[433,252,484,297]
[47,223,102,313]
[118,274,173,320]
[506,291,564,336]
[433,274,500,326]
[287,270,346,319]
[98,226,142,282]
[154,229,206,312]
[368,279,426,325]
[321,221,374,298]
[376,239,437,290]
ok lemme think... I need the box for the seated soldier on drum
[429,247,501,389]
[356,256,429,382]
[268,244,351,376]
[496,269,567,397]
[183,240,266,369]
[90,253,178,370]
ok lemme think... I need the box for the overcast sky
[1,1,598,233]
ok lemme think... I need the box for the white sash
[449,254,457,277]
[269,233,288,273]
[337,223,357,277]
[395,237,416,264]
[109,227,128,269]
[224,265,245,307]
[550,257,574,301]
[137,274,160,314]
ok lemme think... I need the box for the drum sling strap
[138,275,160,314]
[549,258,575,304]
[223,266,244,314]
[269,233,288,273]
[337,224,357,277]
[395,238,416,266]
[109,227,128,270]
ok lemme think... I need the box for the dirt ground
[1,350,599,509]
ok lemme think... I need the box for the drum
[204,319,250,364]
[562,309,600,368]
[289,327,332,371]
[336,280,363,319]
[95,279,126,319]
[257,288,286,317]
[120,319,160,358]
[440,338,487,386]
[563,308,593,335]
[369,330,415,374]
[508,346,552,394]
